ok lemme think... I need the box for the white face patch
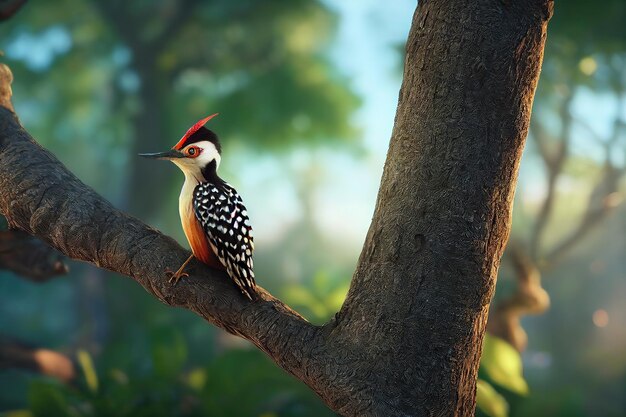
[172,140,221,182]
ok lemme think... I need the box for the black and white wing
[193,182,256,299]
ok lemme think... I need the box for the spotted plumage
[140,114,258,299]
[193,182,255,299]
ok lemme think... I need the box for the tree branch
[529,93,573,261]
[91,0,142,52]
[545,162,623,267]
[487,243,549,351]
[0,63,13,112]
[529,121,553,168]
[542,92,625,267]
[153,0,202,46]
[0,0,27,22]
[0,229,68,281]
[0,340,75,383]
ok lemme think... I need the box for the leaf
[109,368,129,385]
[476,379,509,417]
[27,381,69,417]
[480,334,529,395]
[150,328,187,377]
[77,348,99,393]
[326,284,349,312]
[4,410,34,417]
[312,271,332,293]
[186,368,208,391]
[282,285,328,319]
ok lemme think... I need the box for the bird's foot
[165,268,189,285]
[165,255,194,285]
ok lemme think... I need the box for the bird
[139,114,256,299]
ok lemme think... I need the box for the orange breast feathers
[180,198,224,270]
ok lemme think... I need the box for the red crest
[173,113,219,150]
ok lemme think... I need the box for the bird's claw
[165,255,194,285]
[165,269,189,285]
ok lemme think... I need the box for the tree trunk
[92,0,180,219]
[122,55,173,218]
[0,0,552,415]
[322,1,552,414]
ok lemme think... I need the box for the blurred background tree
[0,1,624,416]
[480,1,626,416]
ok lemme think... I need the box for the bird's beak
[138,149,185,160]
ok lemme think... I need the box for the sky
[248,0,624,249]
[245,0,416,247]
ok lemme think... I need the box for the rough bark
[0,1,552,415]
[0,228,68,281]
[326,1,552,414]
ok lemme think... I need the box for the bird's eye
[186,146,201,158]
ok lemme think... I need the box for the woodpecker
[139,114,256,299]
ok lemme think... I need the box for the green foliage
[534,0,624,101]
[150,328,188,378]
[281,270,349,322]
[1,0,359,153]
[21,344,334,417]
[199,350,333,417]
[3,410,34,417]
[476,335,531,417]
[476,379,509,417]
[77,349,99,393]
[513,385,592,417]
[0,0,361,221]
[549,0,625,54]
[480,334,529,396]
[27,381,69,417]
